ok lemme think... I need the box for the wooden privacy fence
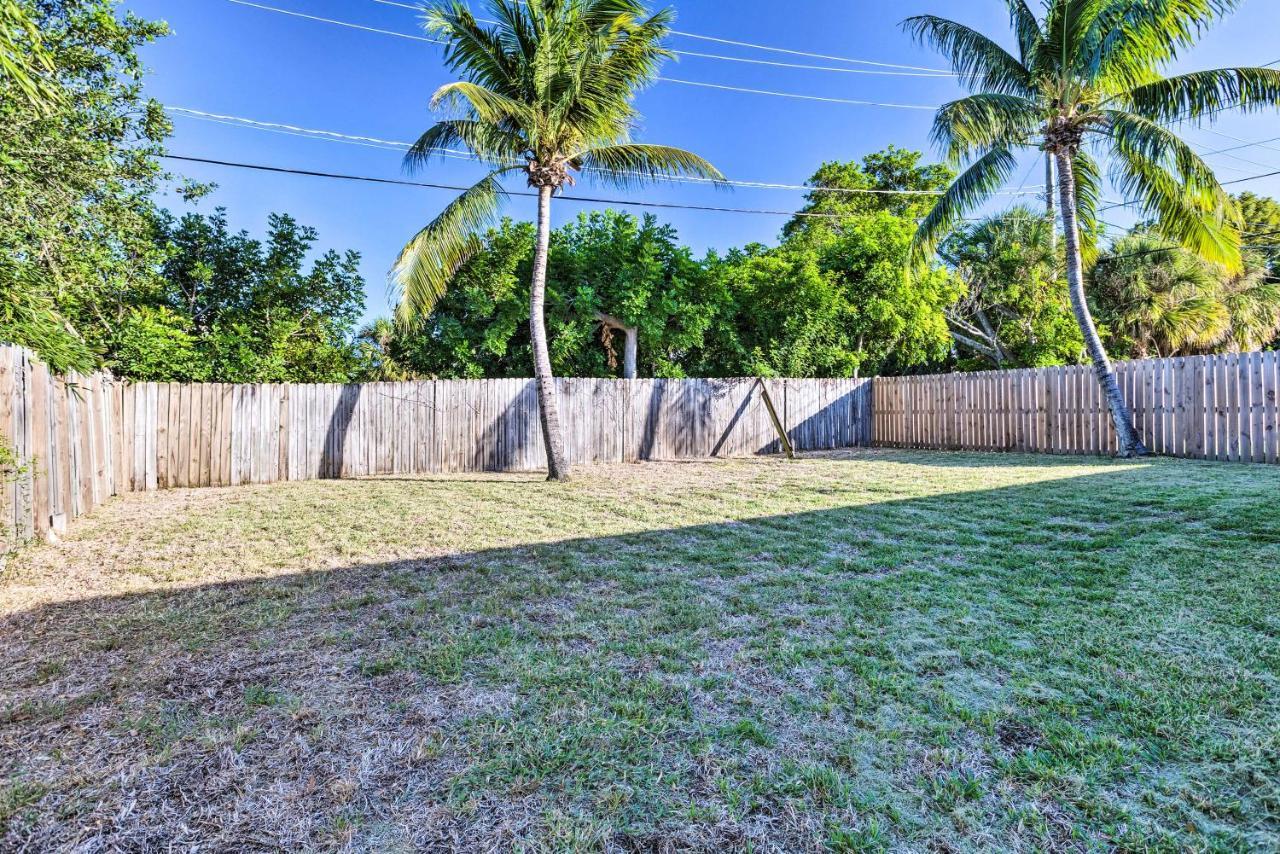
[8,341,1279,546]
[1,345,872,542]
[875,351,1280,462]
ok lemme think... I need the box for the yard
[1,450,1277,851]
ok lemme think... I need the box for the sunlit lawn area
[1,450,1277,850]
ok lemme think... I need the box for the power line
[652,49,953,78]
[226,0,442,42]
[168,106,1041,195]
[1224,169,1280,186]
[160,153,949,218]
[235,0,952,78]
[362,0,954,73]
[1198,128,1280,159]
[222,1,942,103]
[656,77,935,110]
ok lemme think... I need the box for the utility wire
[160,154,946,218]
[649,49,954,78]
[363,0,954,73]
[226,0,442,42]
[656,77,936,109]
[233,0,952,77]
[158,154,1280,229]
[221,0,950,96]
[167,106,1041,195]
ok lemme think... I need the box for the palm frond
[1072,148,1103,262]
[431,80,535,126]
[930,93,1042,162]
[1006,0,1044,69]
[392,172,508,327]
[1106,126,1241,269]
[1088,0,1244,92]
[427,2,521,94]
[405,119,527,170]
[902,14,1035,97]
[912,147,1019,269]
[1121,67,1280,123]
[572,144,726,190]
[1103,109,1228,202]
[1041,0,1108,80]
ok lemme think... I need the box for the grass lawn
[1,450,1277,851]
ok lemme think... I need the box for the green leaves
[903,14,1035,97]
[1105,110,1240,268]
[930,94,1042,162]
[573,144,725,190]
[912,147,1019,270]
[397,0,719,327]
[1122,67,1280,122]
[0,0,64,114]
[393,173,508,327]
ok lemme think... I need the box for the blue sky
[125,0,1280,323]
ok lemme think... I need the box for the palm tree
[1092,234,1227,357]
[394,0,723,481]
[0,0,62,113]
[355,317,414,381]
[1092,235,1280,356]
[904,0,1280,457]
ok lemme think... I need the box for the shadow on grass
[1,457,1278,850]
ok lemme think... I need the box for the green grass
[0,450,1277,850]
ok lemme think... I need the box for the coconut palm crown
[905,0,1280,457]
[393,0,723,480]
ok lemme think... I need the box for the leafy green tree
[1092,234,1280,357]
[698,212,958,379]
[0,0,169,373]
[110,208,367,382]
[110,306,206,381]
[940,207,1082,369]
[702,149,958,379]
[393,0,723,481]
[906,0,1280,456]
[547,210,723,378]
[390,219,536,380]
[376,211,724,380]
[784,146,953,240]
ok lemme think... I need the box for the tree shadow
[319,384,363,480]
[1,460,1276,849]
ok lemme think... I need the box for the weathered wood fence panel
[873,352,1280,461]
[112,376,870,480]
[1,346,122,545]
[1,345,875,542]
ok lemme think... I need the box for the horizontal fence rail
[1,345,871,542]
[874,352,1280,462]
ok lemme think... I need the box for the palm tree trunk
[531,185,571,481]
[1055,152,1148,458]
[1045,153,1056,251]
